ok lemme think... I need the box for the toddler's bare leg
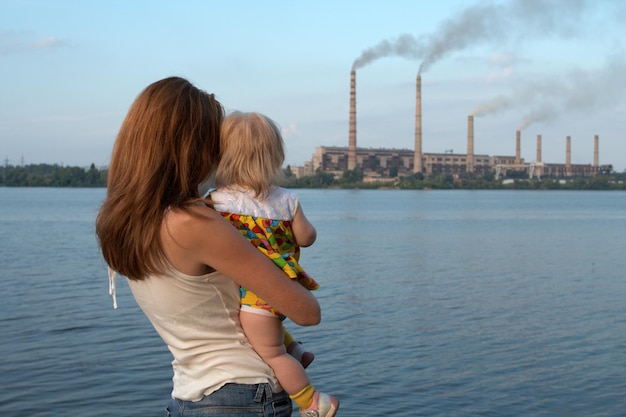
[240,311,310,394]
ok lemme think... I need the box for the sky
[1,0,625,172]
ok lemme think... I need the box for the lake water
[1,188,625,416]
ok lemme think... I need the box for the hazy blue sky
[1,0,625,171]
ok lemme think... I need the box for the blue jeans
[165,383,292,417]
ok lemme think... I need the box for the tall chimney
[413,74,423,174]
[515,130,521,165]
[566,136,571,176]
[593,134,599,170]
[467,115,474,173]
[536,134,542,163]
[536,134,542,178]
[348,70,357,171]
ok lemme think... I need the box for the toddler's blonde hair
[215,111,285,198]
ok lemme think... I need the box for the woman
[96,77,320,417]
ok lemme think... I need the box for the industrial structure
[291,71,608,180]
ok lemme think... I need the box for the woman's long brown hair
[95,77,223,280]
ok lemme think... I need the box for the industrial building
[292,71,606,180]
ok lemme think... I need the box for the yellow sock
[283,327,295,348]
[290,384,315,410]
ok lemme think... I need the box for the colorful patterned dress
[210,186,319,318]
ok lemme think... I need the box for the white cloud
[0,31,68,54]
[487,66,515,81]
[488,51,516,67]
[281,123,298,138]
[484,51,519,81]
[33,36,67,49]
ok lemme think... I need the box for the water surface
[1,188,624,416]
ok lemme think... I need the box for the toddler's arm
[292,204,316,247]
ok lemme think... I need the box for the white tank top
[126,267,279,401]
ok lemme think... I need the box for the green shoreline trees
[281,167,626,190]
[0,163,106,187]
[0,163,624,190]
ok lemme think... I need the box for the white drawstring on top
[108,266,118,309]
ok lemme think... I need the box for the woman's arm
[164,205,321,326]
[292,204,317,248]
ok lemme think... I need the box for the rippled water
[1,188,625,416]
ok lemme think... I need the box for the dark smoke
[351,34,424,70]
[352,0,612,74]
[418,2,506,74]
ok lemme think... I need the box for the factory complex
[290,72,610,181]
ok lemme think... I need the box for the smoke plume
[352,34,424,70]
[352,0,608,74]
[472,56,626,130]
[470,96,513,117]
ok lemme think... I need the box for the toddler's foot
[287,341,315,369]
[299,392,339,417]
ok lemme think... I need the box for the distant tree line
[1,163,624,190]
[0,163,106,187]
[282,166,626,191]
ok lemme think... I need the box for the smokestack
[536,134,542,163]
[536,134,543,178]
[515,130,521,164]
[413,74,423,174]
[593,134,599,169]
[348,70,357,171]
[467,115,474,173]
[566,136,571,176]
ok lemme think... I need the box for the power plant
[294,71,609,180]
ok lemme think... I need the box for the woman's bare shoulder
[161,205,222,274]
[166,204,219,226]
